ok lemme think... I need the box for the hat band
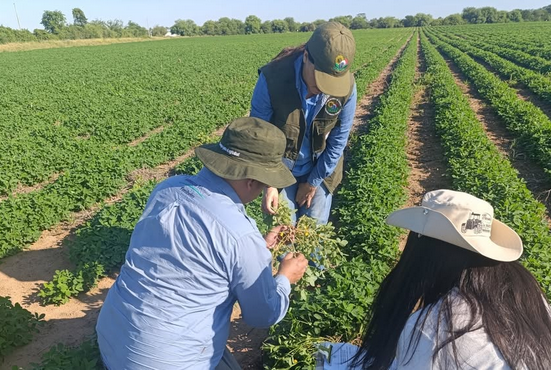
[218,142,283,166]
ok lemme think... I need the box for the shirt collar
[294,54,326,102]
[195,167,245,212]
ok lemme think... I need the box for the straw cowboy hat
[386,189,523,262]
[195,117,296,189]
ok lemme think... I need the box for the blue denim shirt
[96,168,291,369]
[251,55,357,187]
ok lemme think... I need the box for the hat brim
[314,69,352,97]
[195,144,296,189]
[386,207,523,262]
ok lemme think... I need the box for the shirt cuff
[275,274,292,295]
[308,167,324,188]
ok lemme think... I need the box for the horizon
[1,0,550,31]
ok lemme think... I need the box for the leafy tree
[202,20,218,35]
[41,10,66,34]
[299,22,315,32]
[124,21,148,37]
[479,7,499,23]
[402,15,416,28]
[231,18,246,34]
[244,15,261,34]
[217,17,237,35]
[442,14,465,25]
[532,9,551,21]
[284,17,298,32]
[350,13,369,29]
[329,15,353,28]
[432,17,444,26]
[151,25,167,37]
[414,13,433,26]
[508,9,523,22]
[496,10,509,23]
[72,8,88,27]
[261,20,273,34]
[171,19,199,36]
[106,19,124,37]
[271,19,289,33]
[462,7,483,23]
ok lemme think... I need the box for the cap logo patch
[219,143,240,157]
[325,98,342,116]
[334,55,349,72]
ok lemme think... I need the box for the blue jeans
[280,175,332,225]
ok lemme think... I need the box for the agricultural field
[1,21,551,369]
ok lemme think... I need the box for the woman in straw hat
[250,21,357,225]
[350,189,551,369]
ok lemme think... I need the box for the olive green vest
[259,52,354,193]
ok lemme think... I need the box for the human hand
[262,187,279,215]
[296,182,316,208]
[277,252,308,284]
[264,225,290,249]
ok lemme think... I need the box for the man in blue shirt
[96,117,309,369]
[251,22,357,225]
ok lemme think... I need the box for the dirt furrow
[400,35,450,250]
[0,126,226,368]
[2,34,415,369]
[350,34,414,136]
[444,58,551,219]
[464,55,551,121]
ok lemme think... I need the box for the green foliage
[0,296,44,359]
[421,31,551,298]
[425,31,551,187]
[40,10,66,34]
[27,337,101,370]
[264,34,417,368]
[72,8,88,27]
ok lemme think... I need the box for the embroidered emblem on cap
[325,98,342,116]
[219,143,240,157]
[334,55,349,72]
[460,212,492,236]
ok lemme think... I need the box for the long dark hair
[351,232,551,369]
[271,43,305,62]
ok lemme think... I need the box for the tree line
[1,5,550,45]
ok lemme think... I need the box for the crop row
[264,33,417,368]
[36,33,411,304]
[424,31,551,185]
[421,31,551,298]
[430,31,551,102]
[0,31,409,262]
[441,30,551,75]
[22,31,416,370]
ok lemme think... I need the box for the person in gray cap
[251,21,357,225]
[96,117,309,370]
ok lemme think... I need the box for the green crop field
[1,22,551,369]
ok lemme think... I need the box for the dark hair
[271,44,307,63]
[351,232,551,369]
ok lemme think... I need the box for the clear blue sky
[1,0,550,30]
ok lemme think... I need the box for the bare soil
[1,34,418,369]
[444,58,551,219]
[0,173,61,202]
[350,34,414,136]
[0,127,226,369]
[400,35,450,250]
[468,55,551,120]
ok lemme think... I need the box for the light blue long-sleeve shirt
[96,168,291,369]
[250,55,357,188]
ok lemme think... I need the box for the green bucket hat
[306,21,356,97]
[195,117,296,189]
